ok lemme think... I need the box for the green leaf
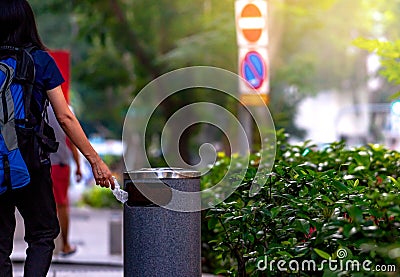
[270,207,282,218]
[348,206,364,223]
[352,37,380,52]
[245,233,255,244]
[294,219,310,233]
[389,176,400,189]
[276,251,294,258]
[299,186,309,197]
[314,248,331,260]
[321,195,334,204]
[389,91,400,101]
[353,166,366,172]
[343,224,357,238]
[208,217,219,230]
[333,181,349,192]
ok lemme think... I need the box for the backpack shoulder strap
[0,46,36,125]
[19,47,36,124]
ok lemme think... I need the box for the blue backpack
[0,46,59,195]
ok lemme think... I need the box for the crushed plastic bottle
[112,176,128,203]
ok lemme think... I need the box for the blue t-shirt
[31,49,65,110]
[0,49,65,194]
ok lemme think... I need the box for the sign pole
[238,104,252,155]
[235,0,269,154]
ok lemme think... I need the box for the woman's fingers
[93,163,115,189]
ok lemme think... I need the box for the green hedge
[202,130,400,276]
[79,184,122,209]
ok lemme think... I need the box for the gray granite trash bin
[123,168,201,277]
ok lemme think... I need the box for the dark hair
[0,0,46,50]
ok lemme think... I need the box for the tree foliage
[354,38,400,99]
[30,0,400,140]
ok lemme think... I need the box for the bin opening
[125,180,172,207]
[123,167,201,207]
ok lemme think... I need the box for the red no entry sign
[235,0,268,46]
[240,4,263,43]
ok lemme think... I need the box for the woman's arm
[47,86,114,189]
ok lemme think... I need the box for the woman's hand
[91,157,115,189]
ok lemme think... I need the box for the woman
[0,0,114,275]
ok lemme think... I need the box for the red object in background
[49,50,70,103]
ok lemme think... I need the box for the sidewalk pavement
[11,206,216,277]
[12,207,123,276]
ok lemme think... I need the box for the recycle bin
[123,168,201,277]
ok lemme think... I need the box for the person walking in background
[48,105,82,257]
[0,0,114,276]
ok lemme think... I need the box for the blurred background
[29,0,400,203]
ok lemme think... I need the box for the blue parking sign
[241,50,266,89]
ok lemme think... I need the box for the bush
[202,130,400,276]
[79,184,122,209]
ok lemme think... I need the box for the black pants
[0,163,60,277]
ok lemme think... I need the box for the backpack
[0,46,59,195]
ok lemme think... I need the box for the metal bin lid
[124,167,201,180]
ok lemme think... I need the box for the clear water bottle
[112,176,128,203]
